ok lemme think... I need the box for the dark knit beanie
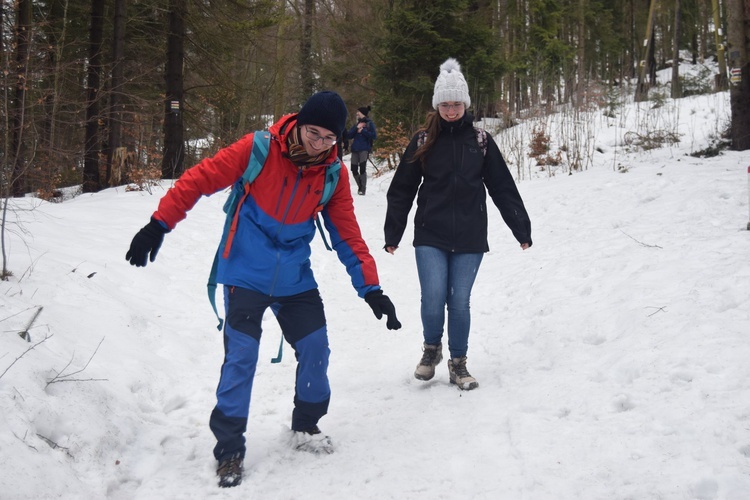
[297,91,348,138]
[357,106,371,117]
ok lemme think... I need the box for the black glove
[365,290,402,330]
[126,217,170,267]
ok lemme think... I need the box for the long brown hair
[410,111,442,169]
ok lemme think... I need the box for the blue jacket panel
[345,118,376,152]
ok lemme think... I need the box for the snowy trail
[2,90,750,498]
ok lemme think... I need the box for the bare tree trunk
[1,3,6,192]
[300,0,315,100]
[11,0,32,197]
[273,8,287,122]
[506,0,517,117]
[162,0,185,179]
[648,31,657,84]
[83,0,104,193]
[711,0,728,90]
[671,0,682,98]
[1,3,4,149]
[726,0,750,150]
[702,1,709,61]
[691,32,697,64]
[577,0,586,106]
[107,0,126,186]
[1,0,9,275]
[635,0,657,101]
[625,0,635,80]
[44,0,68,157]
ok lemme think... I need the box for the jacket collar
[270,113,340,167]
[439,111,475,134]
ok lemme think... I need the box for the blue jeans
[415,246,483,359]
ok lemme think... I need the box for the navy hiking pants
[209,286,331,461]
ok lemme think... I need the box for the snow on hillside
[2,80,750,499]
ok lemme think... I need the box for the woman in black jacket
[384,58,532,390]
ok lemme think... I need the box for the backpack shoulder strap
[416,130,427,149]
[243,131,271,183]
[320,159,341,206]
[208,131,271,331]
[474,127,488,157]
[314,159,342,251]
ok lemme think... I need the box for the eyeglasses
[438,102,465,110]
[303,126,338,147]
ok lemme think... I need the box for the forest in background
[1,0,749,201]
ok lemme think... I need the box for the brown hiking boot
[414,343,443,381]
[448,356,478,390]
[217,452,243,488]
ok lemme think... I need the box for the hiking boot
[290,425,334,454]
[448,356,479,390]
[216,452,243,488]
[414,343,443,381]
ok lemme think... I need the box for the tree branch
[36,434,73,458]
[46,337,105,387]
[18,305,43,341]
[620,230,662,248]
[645,306,667,317]
[0,334,52,380]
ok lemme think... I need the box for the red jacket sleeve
[322,166,381,291]
[153,134,254,229]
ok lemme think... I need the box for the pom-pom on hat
[432,58,471,110]
[297,90,348,138]
[357,106,371,117]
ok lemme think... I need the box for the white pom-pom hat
[432,58,471,110]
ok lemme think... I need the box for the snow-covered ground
[2,79,750,499]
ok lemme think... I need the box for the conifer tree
[374,0,500,133]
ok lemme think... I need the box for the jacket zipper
[292,184,311,221]
[269,170,304,295]
[274,176,287,214]
[451,127,458,252]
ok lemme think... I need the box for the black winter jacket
[385,113,532,253]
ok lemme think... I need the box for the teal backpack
[207,131,341,361]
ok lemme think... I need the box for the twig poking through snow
[36,434,74,458]
[0,335,53,380]
[620,230,663,248]
[646,306,668,317]
[18,306,43,342]
[46,337,107,388]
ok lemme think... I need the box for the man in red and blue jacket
[126,91,401,488]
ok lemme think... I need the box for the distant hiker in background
[125,90,401,489]
[384,58,532,391]
[345,105,377,195]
